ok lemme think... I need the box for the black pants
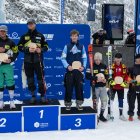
[128,86,140,116]
[111,89,124,100]
[24,62,46,95]
[108,88,124,115]
[64,70,84,104]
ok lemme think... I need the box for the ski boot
[30,96,36,104]
[99,115,107,122]
[10,101,16,109]
[40,96,47,104]
[0,101,5,110]
[106,114,114,121]
[128,116,133,121]
[66,105,71,111]
[76,104,83,111]
[119,115,127,121]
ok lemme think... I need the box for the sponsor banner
[135,0,140,54]
[0,24,90,100]
[102,4,124,40]
[87,0,96,21]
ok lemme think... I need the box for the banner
[60,0,65,24]
[135,0,140,54]
[102,4,124,40]
[87,0,96,21]
[0,24,90,100]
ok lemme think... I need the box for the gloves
[120,82,128,88]
[129,80,137,87]
[92,76,98,81]
[137,82,140,86]
[131,80,137,84]
[109,80,116,86]
[108,78,116,86]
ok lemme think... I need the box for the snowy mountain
[4,0,135,37]
[0,0,6,22]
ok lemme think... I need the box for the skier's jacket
[0,36,18,64]
[61,41,87,70]
[128,64,140,90]
[125,32,135,47]
[86,63,108,87]
[18,29,48,63]
[111,63,129,90]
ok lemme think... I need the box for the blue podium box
[0,111,22,133]
[22,105,60,132]
[60,107,97,130]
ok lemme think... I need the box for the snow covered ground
[0,89,139,140]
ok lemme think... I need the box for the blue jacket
[61,41,87,69]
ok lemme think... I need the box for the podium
[61,107,97,130]
[0,101,97,133]
[0,104,22,133]
[23,105,59,132]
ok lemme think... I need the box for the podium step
[61,106,97,130]
[61,106,96,114]
[0,99,60,112]
[0,104,22,112]
[23,99,60,106]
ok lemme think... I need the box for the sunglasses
[0,30,6,32]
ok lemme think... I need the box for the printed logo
[70,45,81,54]
[54,66,63,69]
[43,34,54,41]
[56,57,61,60]
[56,75,63,78]
[46,83,51,88]
[79,35,85,40]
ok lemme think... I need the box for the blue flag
[135,0,140,54]
[87,0,96,21]
[60,0,65,24]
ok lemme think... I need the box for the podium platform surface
[23,99,60,106]
[61,106,96,114]
[0,104,22,112]
[0,99,60,112]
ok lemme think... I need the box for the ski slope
[0,89,139,140]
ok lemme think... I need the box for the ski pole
[38,53,47,95]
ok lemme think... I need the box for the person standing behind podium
[61,29,87,111]
[18,19,49,104]
[0,25,18,110]
[125,29,135,47]
[86,52,108,122]
[92,29,107,47]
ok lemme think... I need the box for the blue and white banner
[87,0,96,21]
[0,24,90,100]
[102,4,124,40]
[60,0,65,24]
[135,0,140,54]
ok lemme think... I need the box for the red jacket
[112,63,128,90]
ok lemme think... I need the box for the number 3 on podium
[75,118,82,127]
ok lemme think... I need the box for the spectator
[92,29,107,47]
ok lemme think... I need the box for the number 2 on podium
[0,118,6,127]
